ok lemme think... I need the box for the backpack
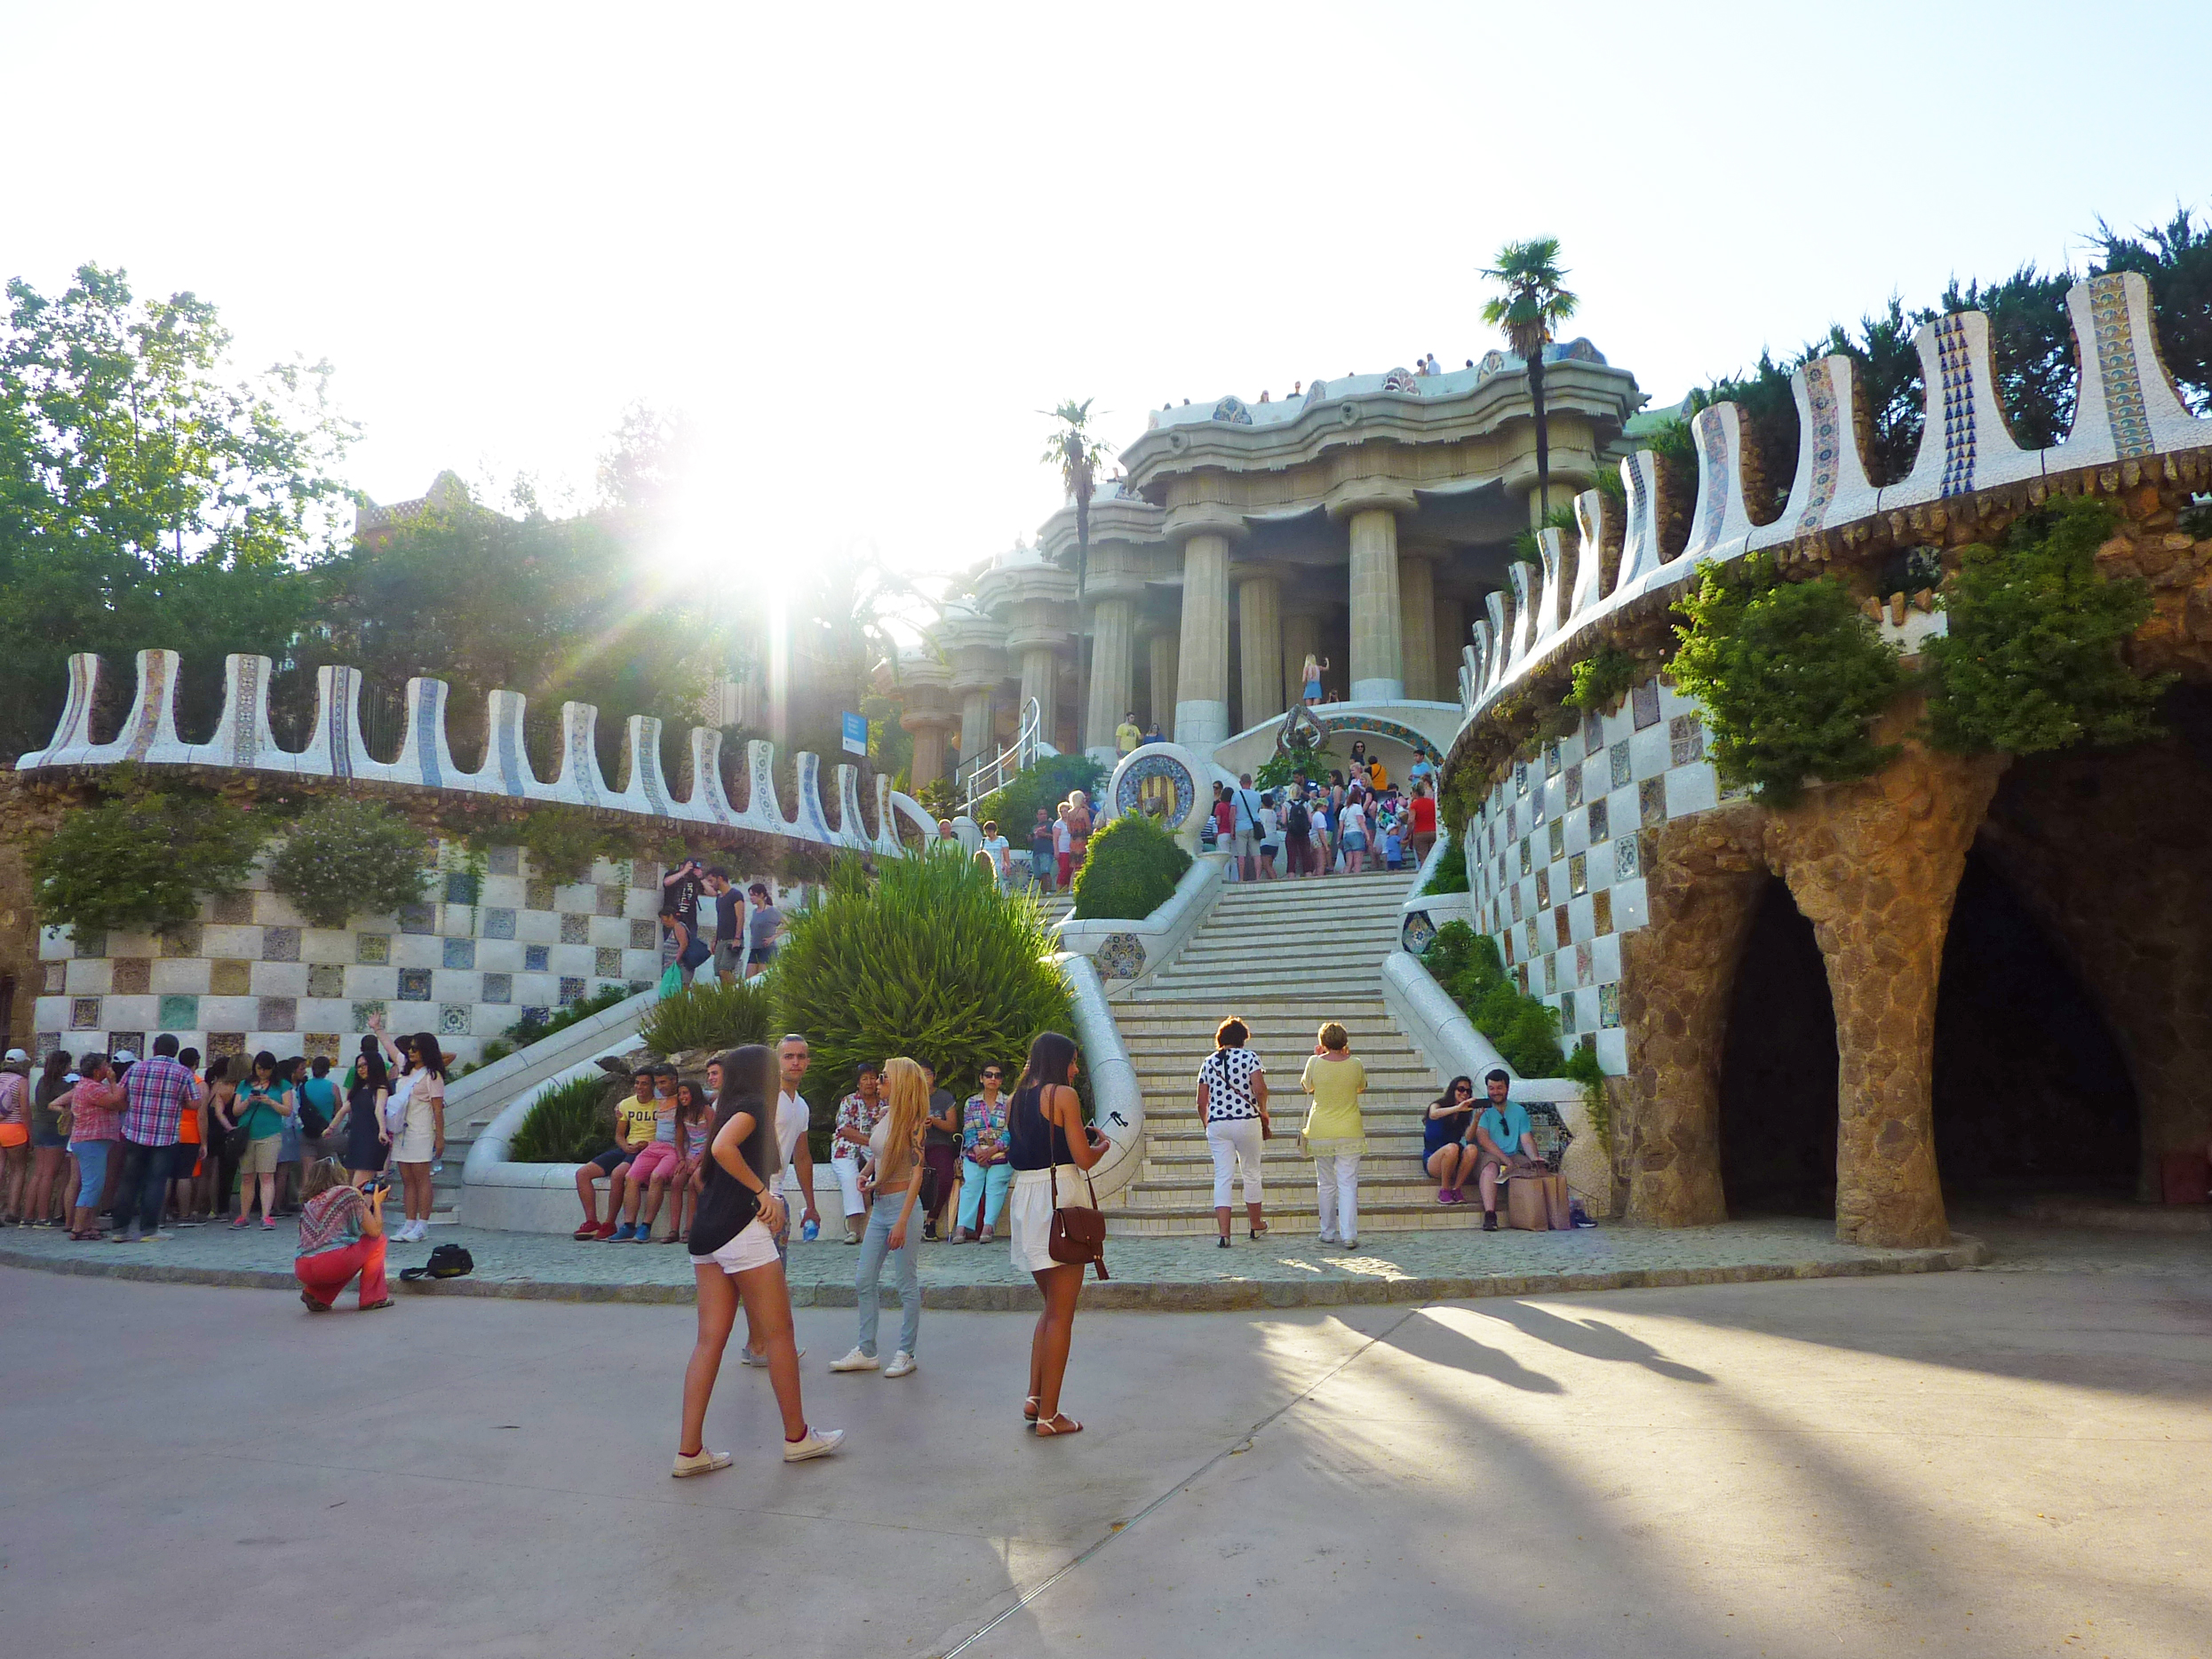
[1286,800,1309,837]
[400,1242,474,1282]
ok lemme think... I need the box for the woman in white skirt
[1196,1017,1269,1247]
[1006,1030,1105,1437]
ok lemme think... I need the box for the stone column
[959,688,997,771]
[1280,609,1322,710]
[1019,647,1057,745]
[1174,532,1232,746]
[1434,595,1467,702]
[1083,597,1135,762]
[1397,552,1437,703]
[1348,508,1404,702]
[1147,631,1178,734]
[1237,573,1284,733]
[1765,711,2004,1249]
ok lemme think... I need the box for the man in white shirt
[743,1033,822,1368]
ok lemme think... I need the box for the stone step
[1105,1202,1491,1237]
[1134,974,1400,996]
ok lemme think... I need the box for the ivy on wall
[1667,554,1905,807]
[1564,643,1644,713]
[1922,497,2168,755]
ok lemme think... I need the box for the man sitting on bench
[572,1068,658,1240]
[1470,1068,1540,1234]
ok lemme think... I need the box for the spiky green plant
[641,976,776,1055]
[507,1072,619,1163]
[774,852,1072,1107]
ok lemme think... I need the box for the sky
[7,0,2209,585]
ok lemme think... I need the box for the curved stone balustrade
[19,651,934,859]
[1455,272,2212,725]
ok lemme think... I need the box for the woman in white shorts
[1006,1031,1107,1438]
[676,1044,840,1476]
[369,1016,443,1243]
[1196,1017,1270,1248]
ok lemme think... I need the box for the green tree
[263,797,434,926]
[2094,204,2212,415]
[1040,398,1109,598]
[1480,239,1579,519]
[1923,497,2166,755]
[0,264,354,756]
[32,776,267,933]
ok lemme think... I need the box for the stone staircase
[1107,871,1468,1237]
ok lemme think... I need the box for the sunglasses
[982,1069,1003,1079]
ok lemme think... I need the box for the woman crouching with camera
[676,1044,841,1476]
[293,1157,393,1312]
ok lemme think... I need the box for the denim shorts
[1342,831,1368,852]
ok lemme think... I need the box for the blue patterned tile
[481,908,516,941]
[442,937,476,970]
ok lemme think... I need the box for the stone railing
[1455,272,2212,730]
[18,649,936,857]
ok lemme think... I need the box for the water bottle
[801,1217,819,1242]
[431,1157,443,1176]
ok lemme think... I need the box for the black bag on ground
[400,1243,474,1281]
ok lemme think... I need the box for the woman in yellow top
[1299,1021,1368,1250]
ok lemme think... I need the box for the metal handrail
[961,695,1042,814]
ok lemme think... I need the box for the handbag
[1046,1152,1110,1281]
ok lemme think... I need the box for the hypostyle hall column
[1146,631,1178,734]
[959,689,995,766]
[1333,490,1414,702]
[1083,598,1135,763]
[1434,595,1467,700]
[1397,552,1437,703]
[1237,572,1284,733]
[1174,530,1233,746]
[1280,608,1322,710]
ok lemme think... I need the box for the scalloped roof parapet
[19,651,928,861]
[1448,274,2212,747]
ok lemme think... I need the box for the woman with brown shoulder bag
[1006,1030,1107,1438]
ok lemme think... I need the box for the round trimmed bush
[264,797,434,926]
[1070,811,1191,921]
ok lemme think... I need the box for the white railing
[961,695,1042,814]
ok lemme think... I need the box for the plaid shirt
[121,1054,200,1146]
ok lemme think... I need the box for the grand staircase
[1106,870,1467,1237]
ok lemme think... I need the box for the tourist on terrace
[1301,1021,1369,1250]
[955,1061,1012,1243]
[920,1059,960,1242]
[60,1053,123,1239]
[1198,1017,1270,1247]
[1116,710,1142,758]
[1424,1076,1477,1204]
[330,1044,389,1188]
[1301,654,1328,707]
[678,1043,842,1474]
[1471,1068,1540,1233]
[830,1061,886,1242]
[662,855,707,946]
[744,882,784,979]
[228,1050,295,1233]
[661,903,710,984]
[831,1055,927,1379]
[705,866,743,984]
[1030,808,1056,893]
[294,1156,392,1314]
[1007,1030,1106,1436]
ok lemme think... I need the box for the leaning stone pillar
[1618,805,1770,1226]
[1174,532,1232,746]
[1767,718,2004,1248]
[1237,572,1284,732]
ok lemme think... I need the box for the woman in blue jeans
[829,1056,927,1379]
[955,1064,1012,1242]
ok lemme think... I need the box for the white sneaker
[671,1448,732,1478]
[783,1425,844,1463]
[884,1351,917,1378]
[828,1347,879,1373]
[1317,1231,1340,1245]
[738,1345,805,1369]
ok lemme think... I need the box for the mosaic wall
[1462,676,1730,1079]
[28,847,772,1068]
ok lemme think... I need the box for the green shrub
[33,780,265,933]
[1417,834,1469,894]
[640,976,776,1055]
[1255,738,1323,790]
[1669,554,1905,806]
[480,805,680,887]
[507,1072,619,1163]
[774,852,1071,1115]
[1564,643,1643,713]
[1562,1041,1610,1149]
[1923,496,2168,755]
[970,752,1105,841]
[263,797,433,926]
[1417,920,1569,1078]
[1070,811,1191,920]
[493,982,633,1052]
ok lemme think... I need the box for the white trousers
[830,1154,867,1218]
[1314,1150,1361,1242]
[1206,1117,1265,1208]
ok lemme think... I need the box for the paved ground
[2,1229,2205,1657]
[0,1211,1992,1308]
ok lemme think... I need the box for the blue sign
[840,711,868,757]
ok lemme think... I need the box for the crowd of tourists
[1205,744,1439,882]
[969,787,1094,895]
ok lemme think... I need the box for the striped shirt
[121,1054,200,1146]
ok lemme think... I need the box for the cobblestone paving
[0,1210,2016,1309]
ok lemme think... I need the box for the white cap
[3,1048,26,1062]
[111,1049,138,1063]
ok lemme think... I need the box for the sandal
[1250,1225,1269,1240]
[1033,1413,1084,1437]
[360,1298,394,1312]
[1022,1394,1040,1426]
[300,1291,330,1314]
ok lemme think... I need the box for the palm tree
[1039,398,1109,598]
[1480,239,1579,519]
